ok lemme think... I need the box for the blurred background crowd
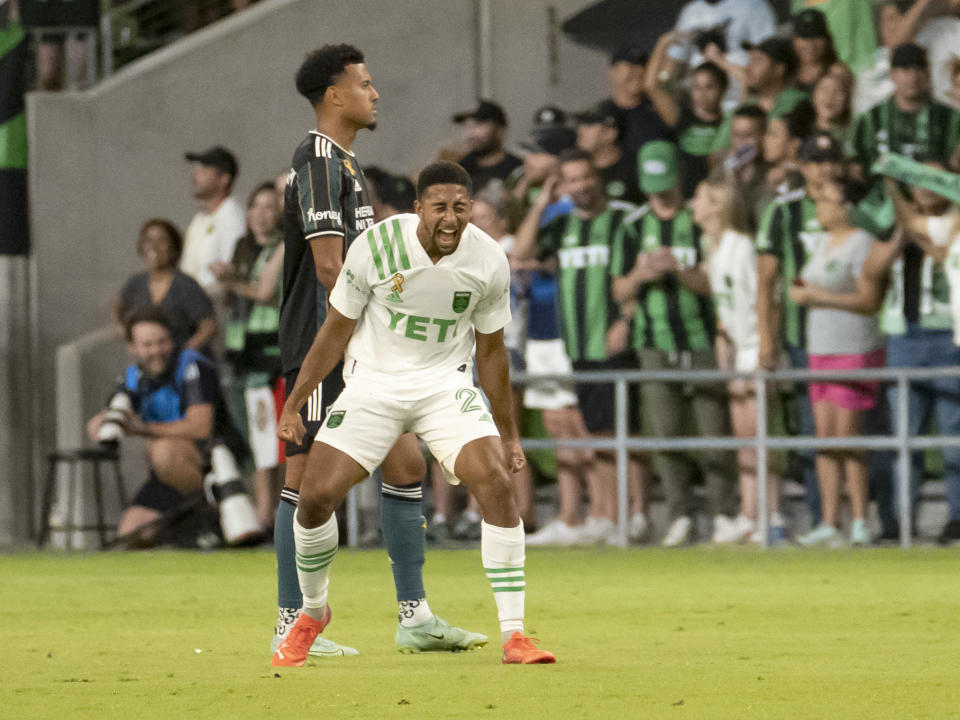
[7,0,960,550]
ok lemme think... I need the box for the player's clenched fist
[277,408,307,445]
[503,439,526,474]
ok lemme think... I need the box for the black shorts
[131,472,185,513]
[573,353,641,435]
[284,361,345,457]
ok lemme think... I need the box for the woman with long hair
[692,171,786,543]
[210,181,285,529]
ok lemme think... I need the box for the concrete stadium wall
[18,0,606,543]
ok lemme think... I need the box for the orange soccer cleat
[271,605,332,667]
[501,632,556,664]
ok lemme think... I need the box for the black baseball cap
[743,37,797,75]
[453,99,507,126]
[891,43,928,69]
[799,131,844,163]
[610,45,648,66]
[573,100,625,136]
[793,9,830,39]
[522,105,575,155]
[184,146,238,177]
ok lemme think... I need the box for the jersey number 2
[456,388,482,414]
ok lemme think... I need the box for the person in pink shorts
[789,177,901,547]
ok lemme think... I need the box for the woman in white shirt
[692,172,786,544]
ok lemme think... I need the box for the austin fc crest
[452,291,471,313]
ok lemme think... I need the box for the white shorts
[523,338,577,410]
[315,376,500,482]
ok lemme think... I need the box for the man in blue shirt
[87,305,236,547]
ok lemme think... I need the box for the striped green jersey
[536,202,636,362]
[611,205,715,353]
[755,189,822,348]
[851,98,960,174]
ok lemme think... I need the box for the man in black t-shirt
[574,100,642,205]
[605,46,673,158]
[451,99,522,194]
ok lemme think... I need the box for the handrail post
[101,13,114,78]
[896,373,912,548]
[755,370,769,549]
[615,377,629,547]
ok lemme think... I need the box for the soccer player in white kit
[273,161,556,666]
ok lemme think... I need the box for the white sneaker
[526,520,584,546]
[579,516,617,544]
[713,514,755,544]
[662,516,693,547]
[628,513,650,544]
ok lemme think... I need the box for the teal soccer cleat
[395,616,488,653]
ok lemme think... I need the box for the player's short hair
[137,218,183,267]
[295,44,365,106]
[416,161,473,198]
[123,305,174,343]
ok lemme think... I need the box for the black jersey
[279,131,375,373]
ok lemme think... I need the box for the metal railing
[509,365,960,550]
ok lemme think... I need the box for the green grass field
[2,547,959,719]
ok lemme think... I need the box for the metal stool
[38,447,127,549]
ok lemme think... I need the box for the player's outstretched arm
[277,307,357,445]
[475,329,525,474]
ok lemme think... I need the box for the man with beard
[86,306,238,548]
[451,100,522,194]
[179,145,245,294]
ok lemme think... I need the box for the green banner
[872,153,960,207]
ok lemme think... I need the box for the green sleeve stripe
[379,222,398,275]
[367,230,386,280]
[0,114,27,170]
[392,218,410,269]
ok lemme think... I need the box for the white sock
[481,520,525,643]
[293,513,338,617]
[399,598,434,627]
[275,607,299,639]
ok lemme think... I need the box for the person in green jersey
[644,29,729,200]
[514,148,652,546]
[880,168,960,545]
[757,132,845,525]
[851,43,960,182]
[611,140,736,547]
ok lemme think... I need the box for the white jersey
[330,213,511,400]
[707,229,759,371]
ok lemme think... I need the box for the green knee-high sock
[381,482,427,602]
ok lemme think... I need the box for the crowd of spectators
[95,0,960,550]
